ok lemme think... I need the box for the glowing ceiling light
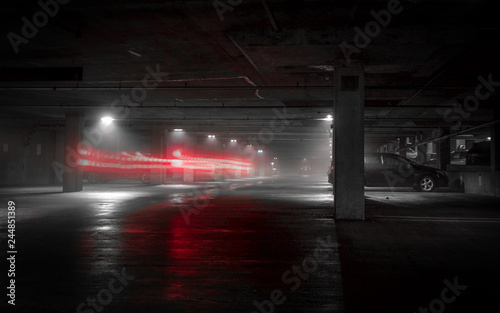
[101,116,114,126]
[172,149,182,158]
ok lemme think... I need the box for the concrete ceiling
[1,0,499,155]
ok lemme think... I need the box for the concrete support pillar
[492,107,500,196]
[398,137,406,156]
[416,144,426,164]
[183,168,194,183]
[182,132,195,183]
[333,62,364,220]
[387,142,395,153]
[150,126,164,185]
[63,113,84,192]
[438,130,451,170]
[235,169,242,179]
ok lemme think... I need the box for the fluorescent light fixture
[101,116,114,126]
[173,129,183,132]
[208,135,216,139]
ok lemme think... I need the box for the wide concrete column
[63,113,84,192]
[150,126,165,185]
[333,62,364,220]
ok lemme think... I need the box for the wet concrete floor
[338,187,500,313]
[1,176,343,313]
[1,177,499,312]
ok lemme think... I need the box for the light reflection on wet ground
[0,176,342,312]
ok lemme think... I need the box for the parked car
[365,153,448,191]
[465,141,490,165]
[450,150,467,165]
[328,153,449,192]
[423,153,437,166]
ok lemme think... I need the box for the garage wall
[0,127,59,186]
[0,127,26,185]
[448,165,500,197]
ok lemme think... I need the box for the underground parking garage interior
[1,0,500,312]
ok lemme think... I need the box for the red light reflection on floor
[114,196,296,309]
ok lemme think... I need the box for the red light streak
[78,148,253,175]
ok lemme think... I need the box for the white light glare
[230,139,237,143]
[172,149,181,158]
[173,129,183,132]
[208,135,216,139]
[258,150,264,154]
[101,116,114,126]
[326,114,333,121]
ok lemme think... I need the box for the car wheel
[87,172,99,184]
[416,175,436,192]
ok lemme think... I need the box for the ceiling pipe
[261,0,279,31]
